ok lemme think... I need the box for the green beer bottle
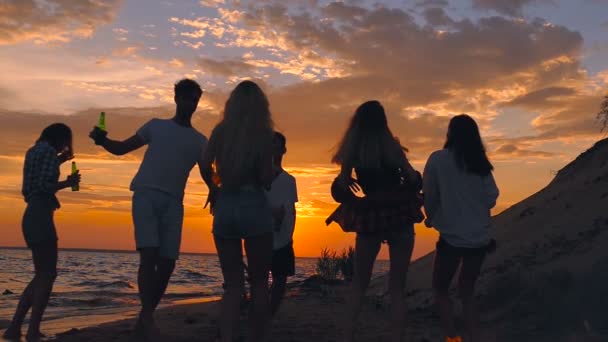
[98,111,106,131]
[71,161,79,192]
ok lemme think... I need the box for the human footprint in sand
[89,79,208,339]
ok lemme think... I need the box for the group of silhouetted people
[3,78,498,342]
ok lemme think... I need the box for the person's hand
[204,187,218,215]
[58,147,74,164]
[66,172,81,187]
[272,205,286,231]
[338,174,362,195]
[89,127,108,145]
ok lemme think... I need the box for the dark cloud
[197,57,256,77]
[236,2,582,96]
[0,0,123,44]
[531,94,605,139]
[206,1,587,160]
[0,1,596,166]
[415,0,449,8]
[423,7,455,26]
[471,0,553,17]
[493,143,556,158]
[501,87,577,110]
[322,2,368,19]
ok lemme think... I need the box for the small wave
[182,269,216,280]
[74,280,134,289]
[51,296,117,308]
[99,280,135,289]
[164,292,214,299]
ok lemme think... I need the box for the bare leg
[136,248,160,337]
[26,274,56,340]
[270,274,287,316]
[387,235,415,342]
[344,234,381,342]
[3,280,35,339]
[459,254,485,342]
[152,257,176,310]
[26,241,58,341]
[432,247,461,340]
[214,236,245,342]
[244,233,273,342]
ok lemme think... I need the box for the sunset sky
[0,0,607,260]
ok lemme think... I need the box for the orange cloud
[0,0,123,45]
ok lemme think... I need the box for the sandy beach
[48,139,608,342]
[47,270,607,342]
[51,280,447,342]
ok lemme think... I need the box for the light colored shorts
[132,189,184,260]
[212,187,273,239]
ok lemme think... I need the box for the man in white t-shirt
[89,79,208,338]
[266,132,298,316]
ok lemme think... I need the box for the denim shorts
[212,187,273,239]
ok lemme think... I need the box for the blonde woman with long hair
[201,80,275,342]
[331,101,421,342]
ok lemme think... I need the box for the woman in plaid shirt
[332,101,420,342]
[3,123,80,342]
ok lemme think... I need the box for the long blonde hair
[332,100,406,171]
[212,80,274,187]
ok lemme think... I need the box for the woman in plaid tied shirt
[331,101,420,342]
[3,123,80,342]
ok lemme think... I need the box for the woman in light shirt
[423,114,499,342]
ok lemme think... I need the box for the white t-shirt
[423,149,499,248]
[130,119,208,201]
[265,170,298,250]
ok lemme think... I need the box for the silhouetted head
[174,78,203,118]
[37,123,72,153]
[223,80,270,123]
[212,80,274,187]
[272,131,287,165]
[332,100,407,169]
[444,114,493,176]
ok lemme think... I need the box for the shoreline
[0,297,222,340]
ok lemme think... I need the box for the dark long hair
[332,100,406,169]
[37,123,72,153]
[444,114,493,176]
[212,80,274,186]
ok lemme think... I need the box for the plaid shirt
[22,141,60,206]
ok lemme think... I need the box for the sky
[0,0,607,260]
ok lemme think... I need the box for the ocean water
[0,248,388,333]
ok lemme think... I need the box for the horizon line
[0,246,326,259]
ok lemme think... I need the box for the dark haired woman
[201,80,275,342]
[331,101,421,342]
[423,114,499,342]
[3,123,81,341]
